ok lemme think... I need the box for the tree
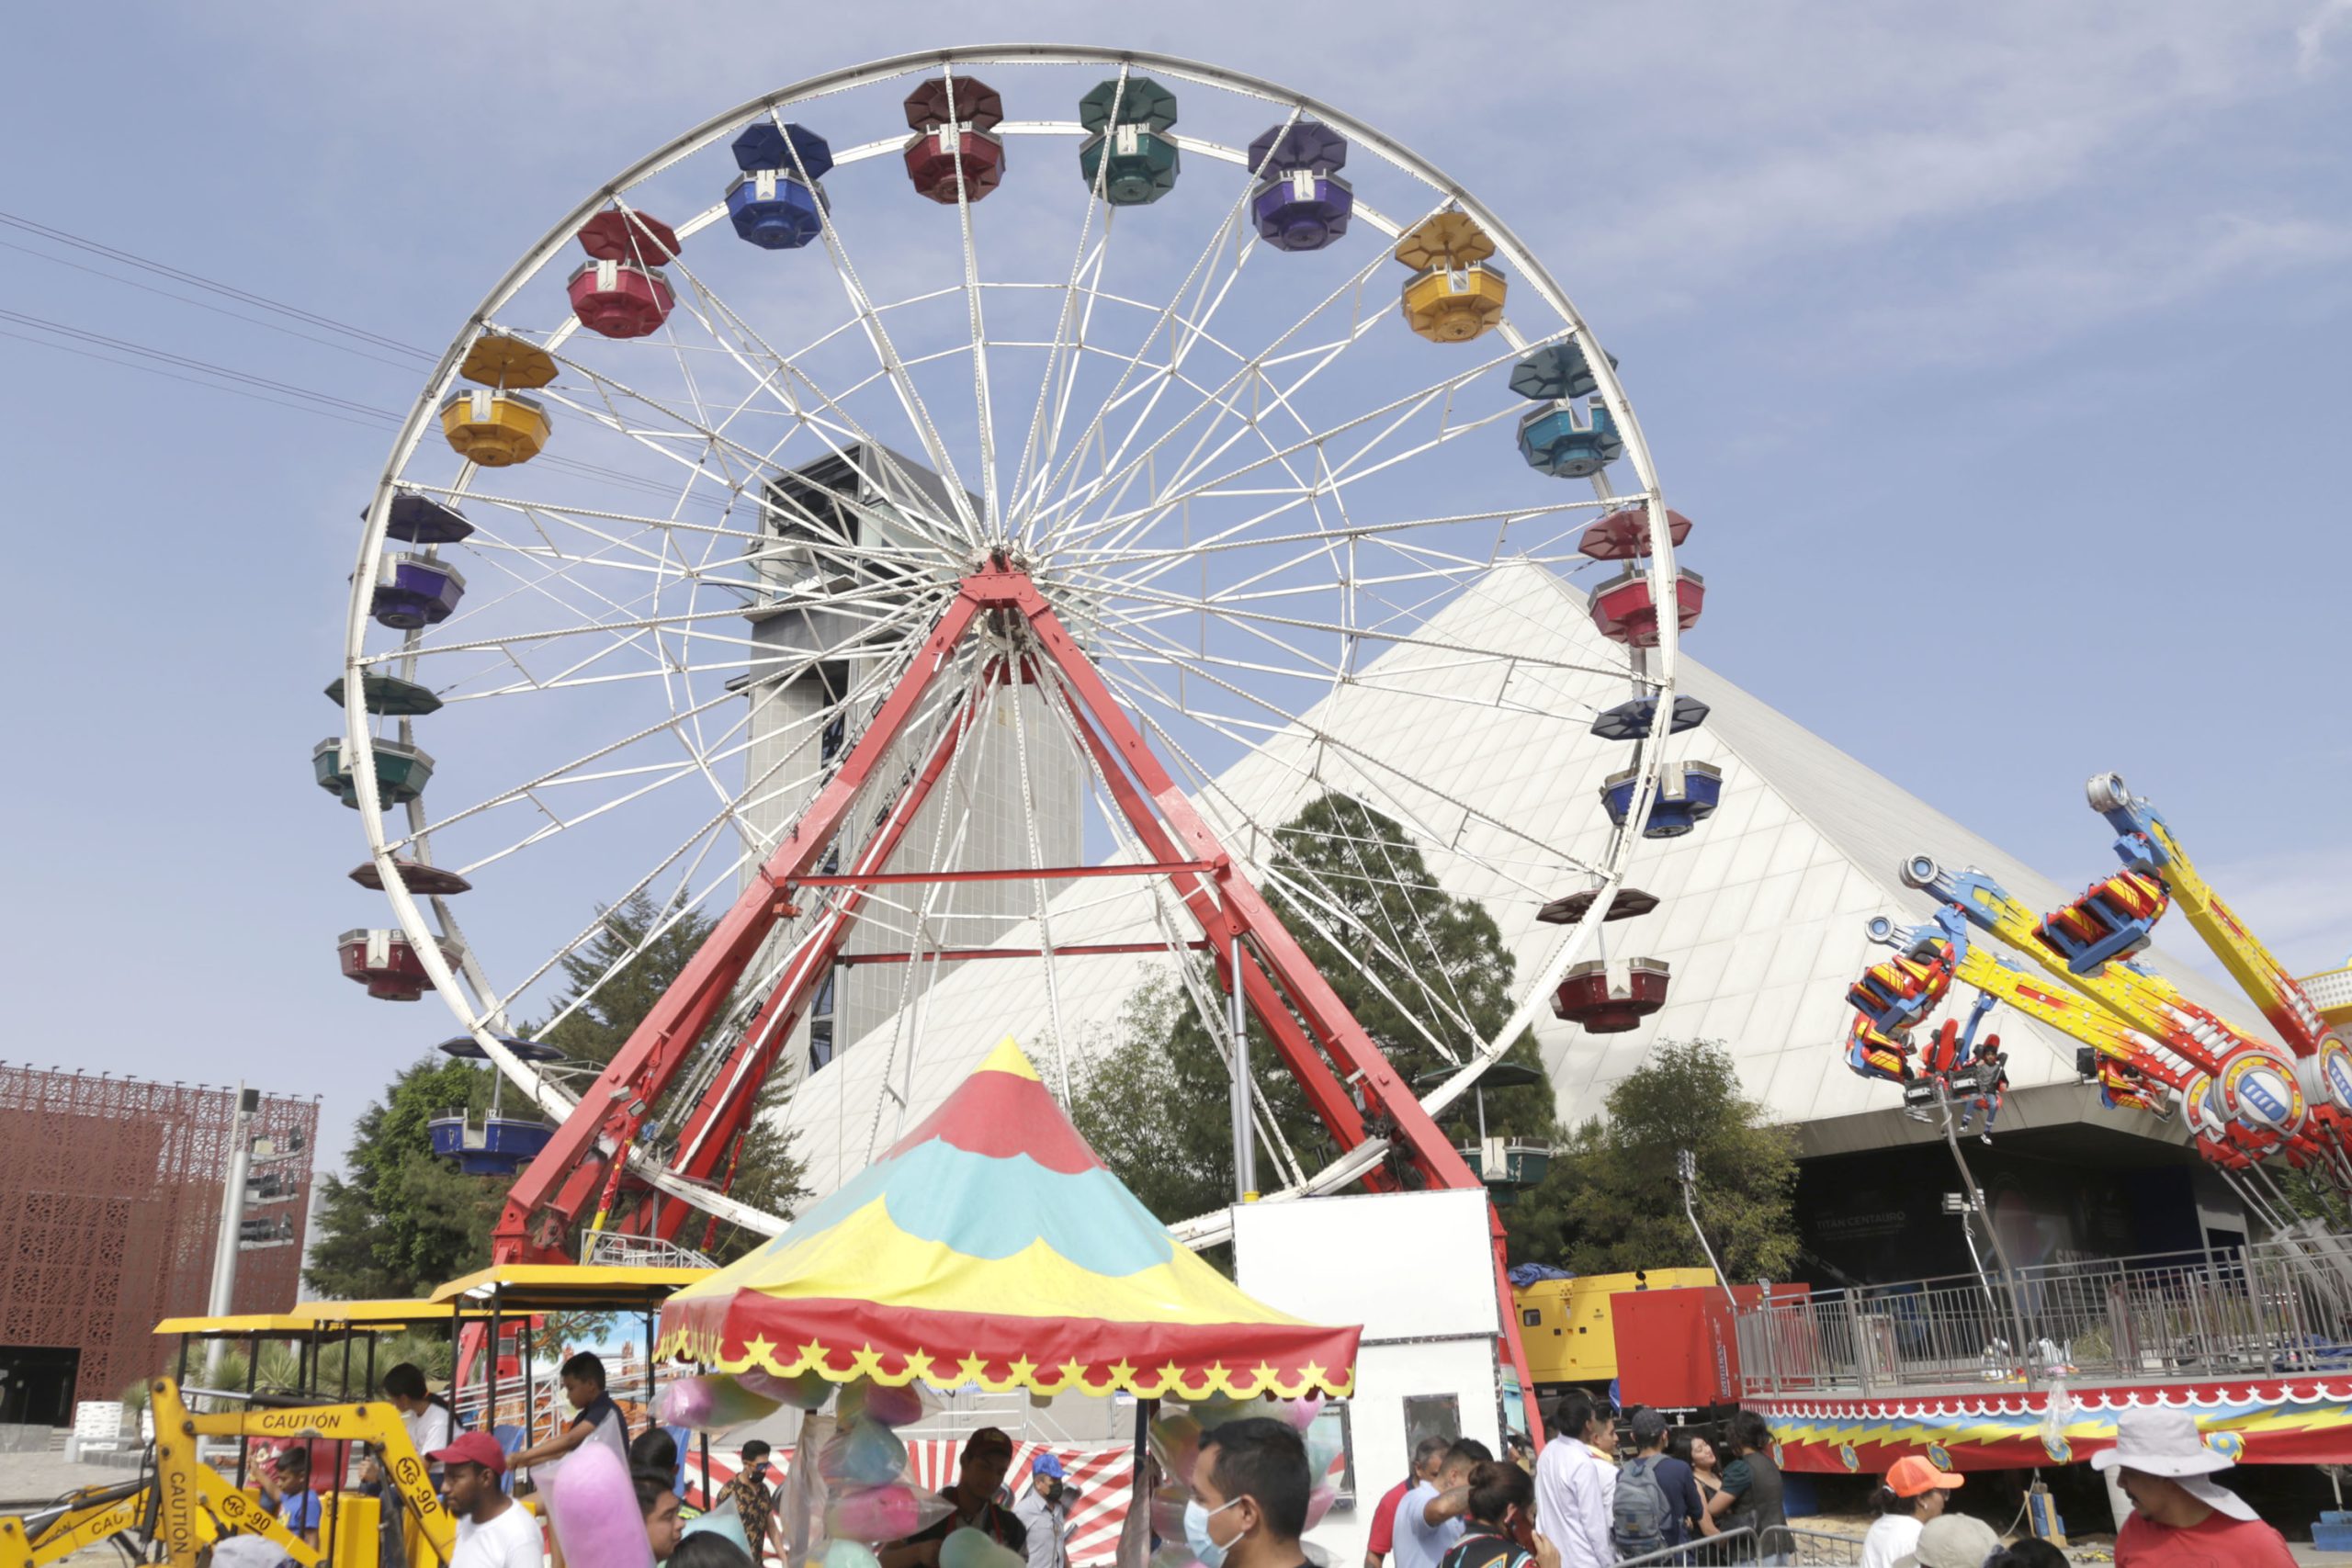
[537,891,810,1263]
[1070,793,1560,1237]
[307,894,809,1292]
[305,1055,503,1298]
[1510,1039,1802,1281]
[537,893,720,1068]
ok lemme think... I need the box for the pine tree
[1069,793,1558,1235]
[307,894,810,1292]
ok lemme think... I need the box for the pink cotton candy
[1283,1395,1326,1432]
[738,1368,835,1410]
[1305,1484,1337,1530]
[656,1374,784,1432]
[838,1378,930,1428]
[547,1438,655,1568]
[825,1483,948,1543]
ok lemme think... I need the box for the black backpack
[1610,1456,1672,1559]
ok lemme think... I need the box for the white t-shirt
[1392,1482,1464,1568]
[1860,1514,1923,1568]
[455,1501,545,1568]
[404,1402,454,1459]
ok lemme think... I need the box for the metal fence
[1736,1230,2352,1395]
[1614,1526,1862,1568]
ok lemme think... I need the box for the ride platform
[1731,1235,2352,1471]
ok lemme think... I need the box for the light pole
[201,1087,260,1385]
[1676,1147,1739,1310]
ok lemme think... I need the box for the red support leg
[498,564,1536,1437]
[492,593,985,1261]
[646,680,998,1240]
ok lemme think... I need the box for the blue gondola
[1600,761,1724,838]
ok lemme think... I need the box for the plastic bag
[656,1374,784,1432]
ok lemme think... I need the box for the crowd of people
[1355,1399,2293,1568]
[231,1349,2301,1568]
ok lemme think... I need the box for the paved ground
[0,1450,141,1509]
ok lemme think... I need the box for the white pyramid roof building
[778,559,2256,1200]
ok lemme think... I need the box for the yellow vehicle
[1513,1268,1718,1389]
[0,1264,712,1568]
[0,1379,448,1568]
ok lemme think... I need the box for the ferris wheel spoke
[391,594,950,862]
[1022,104,1307,540]
[776,125,985,548]
[1087,637,1601,887]
[659,257,987,565]
[1063,354,1525,573]
[1036,208,1427,553]
[1079,578,1639,685]
[1008,120,1119,541]
[367,576,935,686]
[937,64,1004,540]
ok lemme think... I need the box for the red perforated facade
[0,1066,317,1416]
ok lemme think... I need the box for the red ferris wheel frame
[488,563,1545,1439]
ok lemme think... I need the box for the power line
[0,209,434,361]
[0,307,401,421]
[0,326,400,433]
[0,235,430,374]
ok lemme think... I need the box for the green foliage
[1069,793,1558,1235]
[538,892,720,1069]
[304,1055,503,1298]
[307,892,808,1295]
[1510,1039,1801,1281]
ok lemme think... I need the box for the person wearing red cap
[433,1431,542,1568]
[1860,1456,1963,1568]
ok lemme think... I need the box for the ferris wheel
[331,46,1707,1274]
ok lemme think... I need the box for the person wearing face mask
[1186,1417,1313,1568]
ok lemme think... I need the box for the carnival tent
[659,1038,1357,1400]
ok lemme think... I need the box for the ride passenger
[258,1445,322,1548]
[510,1351,628,1477]
[1954,1039,2007,1144]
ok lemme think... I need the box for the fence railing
[1736,1232,2352,1395]
[1613,1526,1862,1568]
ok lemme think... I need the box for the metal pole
[1228,931,1255,1203]
[1936,1080,2030,1376]
[1676,1150,1738,1310]
[201,1085,259,1385]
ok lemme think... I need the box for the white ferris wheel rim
[338,42,1688,1241]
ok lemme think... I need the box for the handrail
[1736,1232,2352,1396]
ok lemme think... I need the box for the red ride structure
[485,561,1549,1429]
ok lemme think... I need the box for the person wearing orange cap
[432,1431,542,1568]
[1860,1456,1963,1568]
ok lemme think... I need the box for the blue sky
[2,2,2346,1170]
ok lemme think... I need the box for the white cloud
[1830,212,2352,367]
[2298,0,2352,71]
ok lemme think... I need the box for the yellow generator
[1513,1268,1717,1389]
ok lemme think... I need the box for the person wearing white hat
[2089,1405,2293,1568]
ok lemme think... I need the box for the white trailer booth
[1235,1187,1518,1564]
